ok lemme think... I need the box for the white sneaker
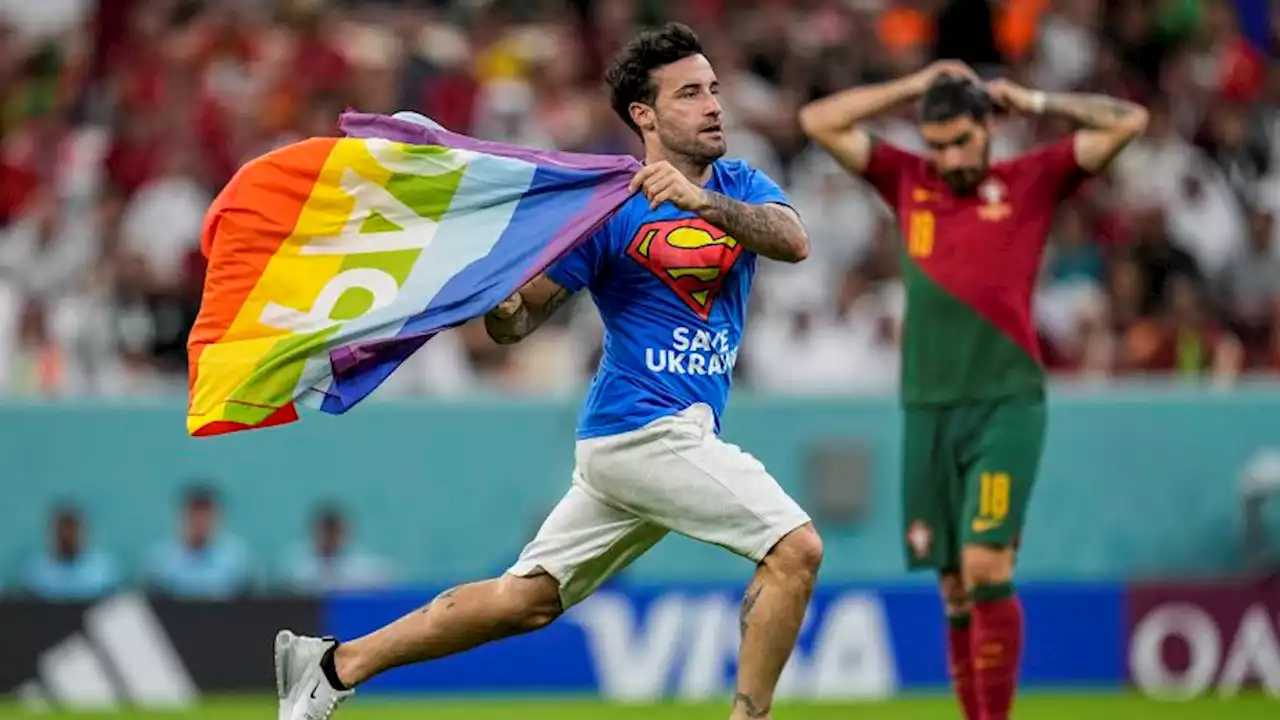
[275,630,354,720]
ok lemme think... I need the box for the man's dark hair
[605,22,705,135]
[183,483,218,509]
[919,73,992,124]
[51,502,80,525]
[314,503,345,529]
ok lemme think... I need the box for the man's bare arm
[483,274,574,345]
[1043,93,1149,173]
[987,80,1149,174]
[798,60,979,174]
[695,194,809,263]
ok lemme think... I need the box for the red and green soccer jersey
[863,135,1092,405]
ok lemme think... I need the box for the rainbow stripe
[187,113,640,436]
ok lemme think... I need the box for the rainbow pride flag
[187,112,640,436]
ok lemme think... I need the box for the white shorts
[507,403,812,608]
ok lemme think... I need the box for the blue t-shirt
[546,159,791,439]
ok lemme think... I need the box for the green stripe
[224,326,342,425]
[384,165,466,222]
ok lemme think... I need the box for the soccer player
[274,23,822,720]
[799,62,1147,720]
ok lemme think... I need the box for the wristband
[1029,91,1048,114]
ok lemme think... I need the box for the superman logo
[626,219,742,319]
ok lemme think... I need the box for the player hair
[605,22,706,135]
[919,73,992,124]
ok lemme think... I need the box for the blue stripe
[321,164,607,412]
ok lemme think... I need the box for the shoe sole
[274,629,297,701]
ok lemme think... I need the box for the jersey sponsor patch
[626,218,743,320]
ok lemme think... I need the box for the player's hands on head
[910,60,980,95]
[630,161,708,212]
[983,78,1036,114]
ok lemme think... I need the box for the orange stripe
[186,138,337,405]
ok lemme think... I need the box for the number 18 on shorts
[901,395,1045,571]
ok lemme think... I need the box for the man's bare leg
[331,573,562,687]
[732,524,824,720]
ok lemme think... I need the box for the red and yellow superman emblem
[626,219,742,319]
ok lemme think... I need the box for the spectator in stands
[1218,208,1280,366]
[279,504,394,594]
[1122,274,1244,381]
[1106,252,1146,340]
[18,503,121,600]
[1196,101,1271,202]
[1046,204,1105,286]
[145,484,253,599]
[1129,205,1203,316]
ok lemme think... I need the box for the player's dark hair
[605,22,705,135]
[919,73,992,124]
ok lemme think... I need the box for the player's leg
[902,405,977,720]
[957,394,1046,720]
[275,476,664,720]
[940,570,980,720]
[733,523,823,719]
[581,404,820,720]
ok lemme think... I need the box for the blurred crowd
[1,0,1279,398]
[5,485,397,599]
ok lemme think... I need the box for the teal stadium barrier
[3,384,1280,586]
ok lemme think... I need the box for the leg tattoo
[740,582,763,638]
[733,692,771,718]
[418,587,458,614]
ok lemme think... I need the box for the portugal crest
[977,177,1011,221]
[626,218,743,319]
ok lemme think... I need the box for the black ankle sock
[319,642,349,691]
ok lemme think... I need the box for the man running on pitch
[275,23,822,720]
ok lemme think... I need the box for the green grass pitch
[4,695,1277,719]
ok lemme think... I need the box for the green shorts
[901,392,1045,572]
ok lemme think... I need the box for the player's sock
[947,613,981,720]
[319,642,351,691]
[971,583,1022,720]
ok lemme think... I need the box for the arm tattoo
[484,286,573,344]
[699,191,808,262]
[1043,93,1144,130]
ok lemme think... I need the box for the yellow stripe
[190,140,398,418]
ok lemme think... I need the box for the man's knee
[939,571,970,615]
[496,572,563,633]
[763,524,824,583]
[961,545,1015,588]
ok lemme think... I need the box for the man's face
[54,514,81,557]
[919,115,990,194]
[316,517,346,557]
[639,54,726,162]
[1250,212,1274,253]
[1168,275,1203,326]
[184,500,217,547]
